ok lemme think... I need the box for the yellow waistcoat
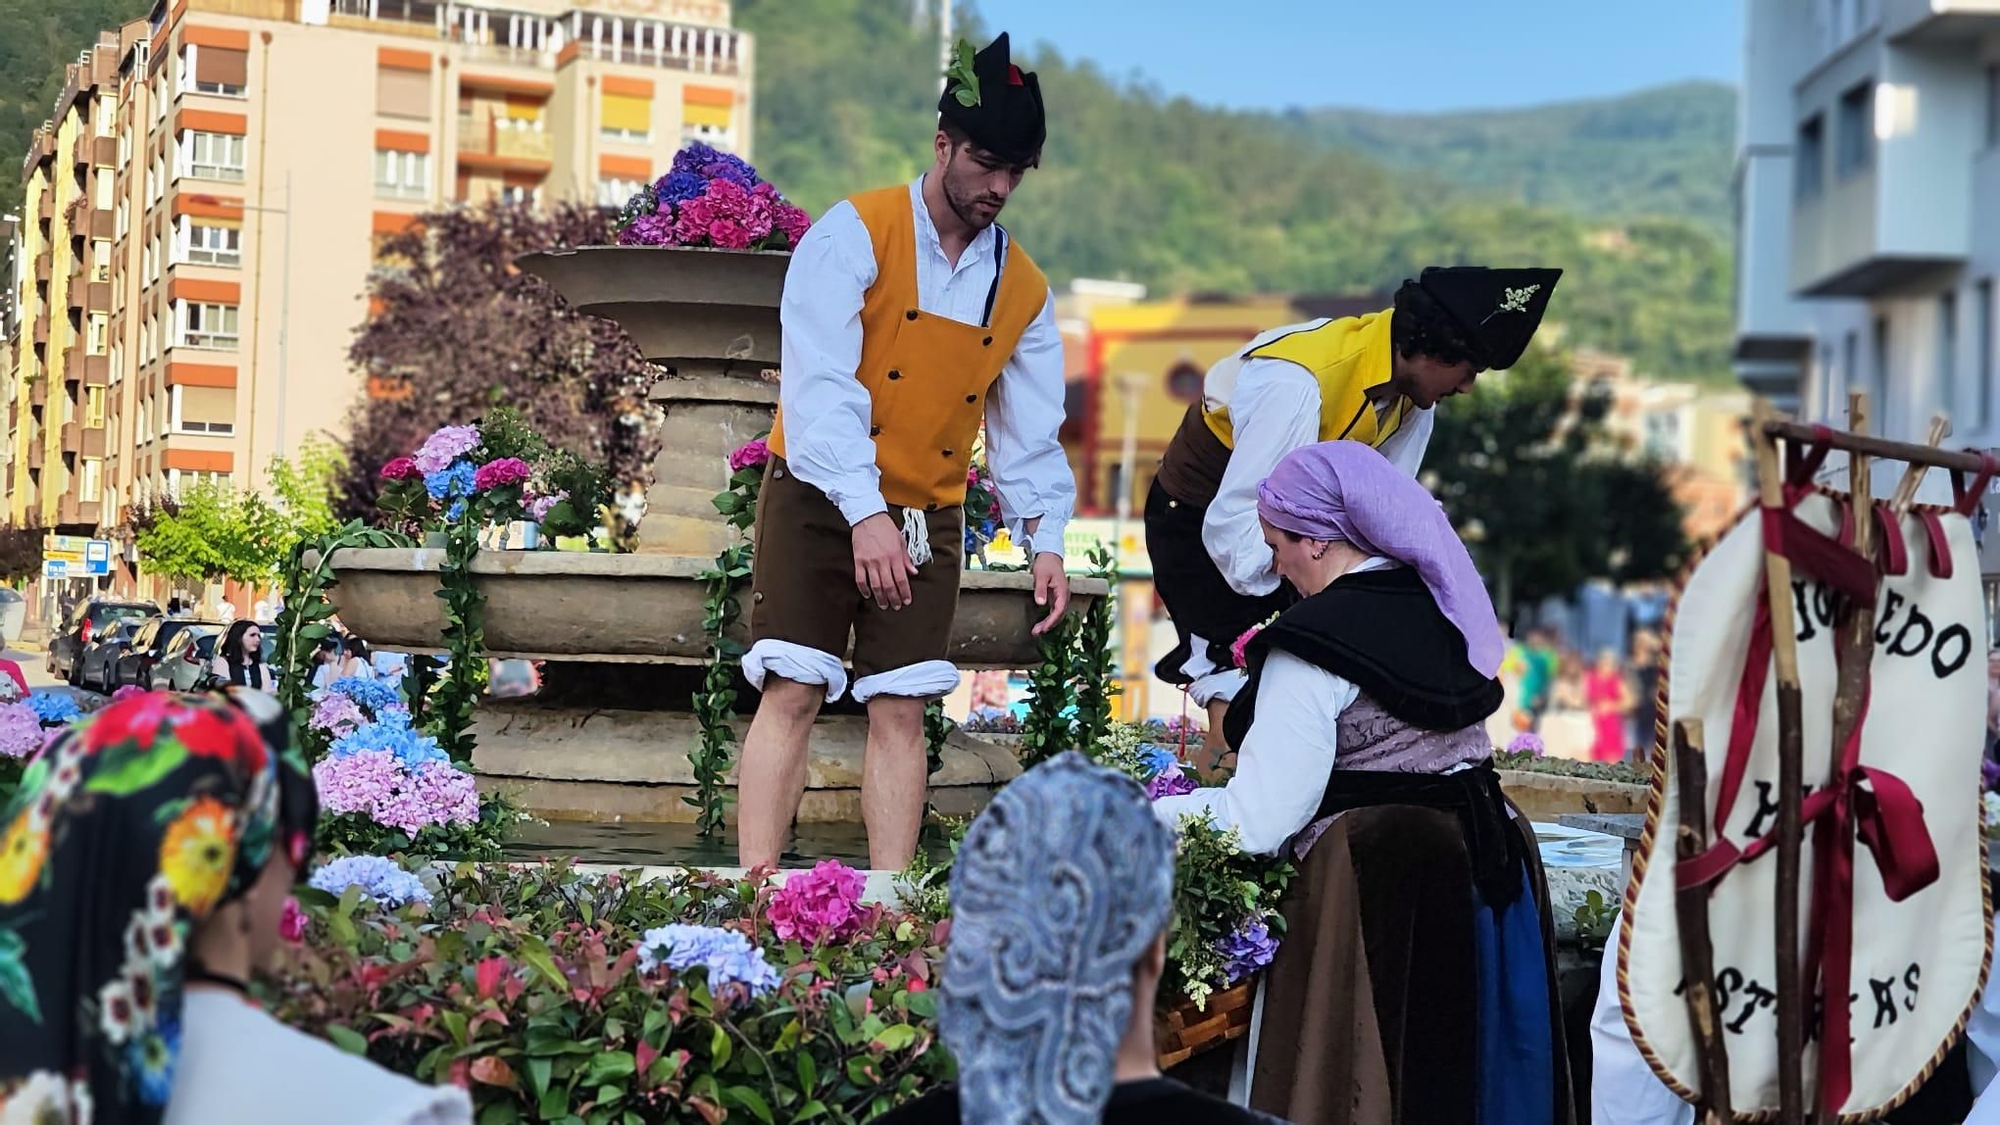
[768,185,1049,511]
[1203,309,1410,449]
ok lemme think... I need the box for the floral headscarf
[0,689,317,1124]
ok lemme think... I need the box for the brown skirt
[1249,805,1575,1124]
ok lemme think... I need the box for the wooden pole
[1761,418,1986,475]
[1672,719,1732,1124]
[1888,415,1951,517]
[1750,398,1809,1124]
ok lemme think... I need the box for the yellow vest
[1202,310,1411,450]
[769,185,1049,510]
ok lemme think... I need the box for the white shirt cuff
[834,491,889,527]
[1024,514,1069,559]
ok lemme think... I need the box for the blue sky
[975,0,1741,113]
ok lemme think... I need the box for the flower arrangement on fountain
[964,459,1003,565]
[614,142,812,251]
[272,858,952,1122]
[375,409,612,544]
[308,677,517,860]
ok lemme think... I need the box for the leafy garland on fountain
[1017,545,1121,769]
[690,437,767,836]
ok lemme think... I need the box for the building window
[376,66,431,120]
[167,469,231,497]
[1869,316,1889,423]
[87,314,108,354]
[1164,360,1204,403]
[171,384,234,435]
[84,386,106,427]
[179,131,246,182]
[143,237,159,285]
[148,155,165,204]
[1988,65,2000,150]
[79,458,102,503]
[180,44,247,97]
[497,183,539,206]
[179,219,241,267]
[596,178,644,208]
[600,90,652,142]
[1796,115,1825,200]
[137,397,150,443]
[373,150,430,200]
[1939,291,1958,417]
[175,301,239,350]
[1978,278,1995,431]
[1836,81,1874,180]
[108,342,122,386]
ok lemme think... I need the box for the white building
[1734,0,2000,597]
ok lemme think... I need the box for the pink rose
[279,896,307,944]
[727,438,770,473]
[380,456,420,481]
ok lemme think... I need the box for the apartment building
[6,0,754,538]
[1733,0,2000,452]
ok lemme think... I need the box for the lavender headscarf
[1256,441,1504,677]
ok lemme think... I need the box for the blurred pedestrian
[1628,628,1662,764]
[1585,648,1633,763]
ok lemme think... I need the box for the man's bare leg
[862,695,928,871]
[736,677,825,869]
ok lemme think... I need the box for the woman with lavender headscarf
[1152,441,1572,1124]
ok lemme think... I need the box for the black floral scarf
[0,689,316,1124]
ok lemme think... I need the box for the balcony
[1885,0,2000,42]
[456,119,554,172]
[92,136,115,167]
[28,379,46,408]
[26,443,43,471]
[61,348,110,386]
[90,209,113,240]
[37,194,52,221]
[33,251,51,284]
[31,314,48,348]
[61,422,106,459]
[57,496,102,528]
[1791,159,1967,296]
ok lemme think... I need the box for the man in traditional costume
[875,753,1284,1125]
[1151,441,1570,1122]
[737,33,1075,872]
[1146,267,1560,750]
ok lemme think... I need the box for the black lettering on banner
[1905,963,1921,1012]
[1889,602,1935,658]
[1746,781,1782,841]
[1933,625,1972,679]
[1716,967,1742,1019]
[1815,584,1836,628]
[1731,979,1777,1034]
[1875,589,1905,645]
[1871,977,1900,1028]
[1794,580,1818,644]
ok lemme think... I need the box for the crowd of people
[1503,626,1663,764]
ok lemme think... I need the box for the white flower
[69,1079,92,1125]
[0,1071,68,1125]
[615,487,648,525]
[143,875,177,925]
[97,978,137,1045]
[1983,791,2000,830]
[1497,284,1541,314]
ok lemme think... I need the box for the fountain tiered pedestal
[323,247,1102,828]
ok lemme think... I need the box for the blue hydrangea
[28,691,82,725]
[652,170,708,207]
[309,854,432,908]
[446,498,468,522]
[670,141,757,187]
[424,462,477,502]
[1138,745,1179,778]
[634,924,780,999]
[328,710,448,769]
[328,676,401,715]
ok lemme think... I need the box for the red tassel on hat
[1007,64,1024,86]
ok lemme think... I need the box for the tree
[133,445,344,588]
[1425,349,1688,623]
[266,432,345,543]
[0,523,43,583]
[340,201,661,519]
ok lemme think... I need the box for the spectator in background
[1517,627,1559,732]
[1629,628,1663,764]
[211,621,275,690]
[1585,648,1633,763]
[165,596,185,619]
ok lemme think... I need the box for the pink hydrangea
[527,491,566,522]
[766,859,868,946]
[410,761,482,826]
[473,457,532,491]
[0,701,41,759]
[727,438,770,473]
[773,201,812,246]
[310,693,366,737]
[313,749,403,817]
[414,425,481,475]
[380,456,420,481]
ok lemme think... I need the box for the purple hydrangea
[652,170,709,207]
[0,701,42,758]
[1145,762,1199,801]
[310,693,366,737]
[618,210,676,247]
[634,924,780,999]
[413,425,481,475]
[670,142,757,187]
[1505,732,1547,758]
[1983,757,2000,792]
[1218,917,1279,984]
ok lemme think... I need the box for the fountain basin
[317,547,1108,669]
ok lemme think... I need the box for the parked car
[113,619,224,690]
[49,600,157,683]
[151,629,276,692]
[74,619,149,693]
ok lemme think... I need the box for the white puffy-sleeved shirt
[1150,557,1418,855]
[1198,323,1434,597]
[775,177,1075,557]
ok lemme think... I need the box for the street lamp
[187,169,290,467]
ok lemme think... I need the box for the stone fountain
[322,246,1103,827]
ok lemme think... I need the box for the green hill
[737,0,1735,383]
[1278,82,1738,235]
[0,0,143,213]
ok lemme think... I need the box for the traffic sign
[83,539,110,575]
[42,559,68,579]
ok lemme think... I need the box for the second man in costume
[737,34,1075,871]
[1145,267,1560,750]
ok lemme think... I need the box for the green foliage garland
[1068,545,1120,753]
[275,521,412,754]
[1014,614,1078,771]
[429,513,488,763]
[691,460,763,836]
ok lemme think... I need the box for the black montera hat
[1416,266,1563,370]
[938,32,1046,166]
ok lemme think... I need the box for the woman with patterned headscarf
[1151,441,1571,1123]
[876,752,1286,1125]
[0,689,471,1124]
